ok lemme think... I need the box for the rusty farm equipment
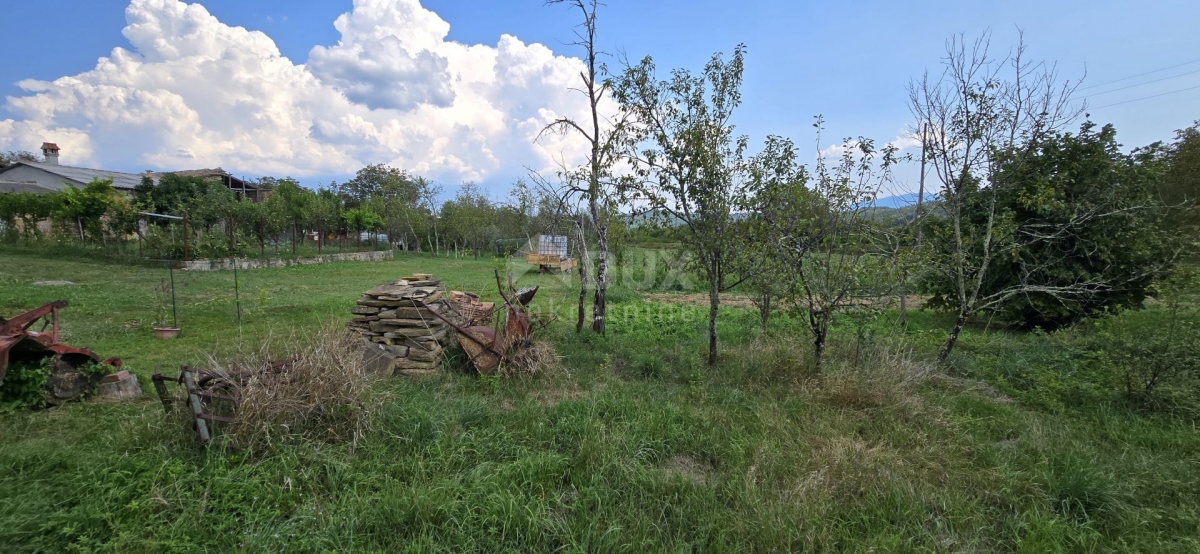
[0,300,127,403]
[426,270,554,374]
[151,358,295,444]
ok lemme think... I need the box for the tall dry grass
[203,323,384,451]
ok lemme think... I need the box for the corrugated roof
[147,167,258,190]
[8,161,149,191]
[0,180,57,194]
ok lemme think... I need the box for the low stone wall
[180,250,393,271]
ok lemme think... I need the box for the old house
[0,142,264,200]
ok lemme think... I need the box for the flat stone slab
[97,371,142,401]
[32,280,74,286]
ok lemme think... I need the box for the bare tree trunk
[291,223,297,256]
[707,273,719,365]
[814,330,826,370]
[575,220,590,333]
[592,222,608,333]
[759,295,771,333]
[939,309,969,362]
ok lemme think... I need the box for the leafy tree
[613,45,753,365]
[440,183,497,259]
[909,32,1090,360]
[236,200,278,258]
[136,173,214,217]
[56,178,124,242]
[1162,121,1200,239]
[343,207,383,247]
[417,178,444,255]
[339,164,420,207]
[0,150,40,169]
[754,131,898,368]
[932,122,1177,329]
[269,178,314,255]
[310,187,343,253]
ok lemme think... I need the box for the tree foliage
[925,122,1177,329]
[613,45,753,365]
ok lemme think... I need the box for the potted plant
[152,278,180,339]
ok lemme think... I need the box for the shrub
[0,358,52,412]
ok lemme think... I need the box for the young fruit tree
[752,128,899,369]
[612,45,753,365]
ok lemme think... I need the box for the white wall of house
[0,165,81,192]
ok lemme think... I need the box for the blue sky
[2,0,1198,199]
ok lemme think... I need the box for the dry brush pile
[203,324,384,451]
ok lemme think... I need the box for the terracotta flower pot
[153,327,181,339]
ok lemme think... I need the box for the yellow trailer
[525,253,576,273]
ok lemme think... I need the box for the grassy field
[1,248,1197,552]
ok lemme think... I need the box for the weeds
[209,324,383,451]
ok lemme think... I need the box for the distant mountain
[871,192,936,209]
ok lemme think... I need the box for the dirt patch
[643,292,758,309]
[643,292,931,311]
[661,455,714,484]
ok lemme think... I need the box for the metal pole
[169,264,178,328]
[182,211,189,262]
[233,258,242,327]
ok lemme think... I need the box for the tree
[340,164,419,205]
[440,183,497,258]
[734,224,789,334]
[136,173,212,217]
[56,178,124,243]
[343,207,383,247]
[236,199,281,258]
[310,187,343,253]
[612,45,753,365]
[542,0,624,334]
[417,178,444,255]
[269,179,313,255]
[0,150,40,169]
[908,32,1094,361]
[931,122,1177,329]
[1162,121,1200,237]
[754,130,898,368]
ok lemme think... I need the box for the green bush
[0,358,51,412]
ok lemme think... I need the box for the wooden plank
[182,370,211,444]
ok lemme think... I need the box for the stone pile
[349,274,456,375]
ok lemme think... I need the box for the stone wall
[180,250,393,271]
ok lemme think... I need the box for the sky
[2,0,1198,200]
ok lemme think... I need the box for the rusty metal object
[424,270,553,374]
[151,358,293,444]
[1,301,121,392]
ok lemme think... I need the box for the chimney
[41,142,60,165]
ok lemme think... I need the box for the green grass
[1,247,1198,552]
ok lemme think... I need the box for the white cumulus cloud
[0,0,601,189]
